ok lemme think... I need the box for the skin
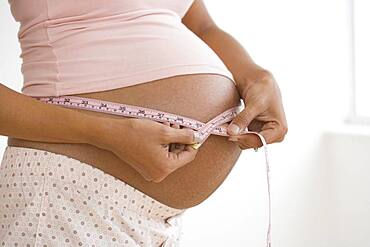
[7,74,242,209]
[182,0,288,148]
[0,81,198,185]
[3,0,287,208]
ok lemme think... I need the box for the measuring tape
[33,95,272,247]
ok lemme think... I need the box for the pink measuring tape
[33,95,272,247]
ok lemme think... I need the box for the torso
[7,73,242,209]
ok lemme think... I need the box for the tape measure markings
[33,95,272,247]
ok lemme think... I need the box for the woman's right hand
[0,83,197,183]
[98,117,199,183]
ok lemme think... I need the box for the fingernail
[228,124,240,135]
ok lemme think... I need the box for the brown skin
[0,82,198,184]
[7,74,242,209]
[0,83,103,145]
[182,0,288,148]
[3,0,287,208]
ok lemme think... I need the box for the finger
[170,143,185,154]
[229,140,246,150]
[235,141,249,150]
[228,133,264,148]
[161,144,170,151]
[169,143,185,153]
[172,123,180,129]
[163,127,197,145]
[230,136,258,150]
[167,144,198,168]
[227,100,261,136]
[259,127,283,144]
[162,121,171,127]
[162,122,183,145]
[163,122,182,130]
[175,143,185,149]
[239,140,256,150]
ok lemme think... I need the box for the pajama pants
[0,146,186,247]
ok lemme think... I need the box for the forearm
[0,83,116,147]
[197,26,267,88]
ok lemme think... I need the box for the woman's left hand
[227,68,288,150]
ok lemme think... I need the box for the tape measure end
[190,143,202,150]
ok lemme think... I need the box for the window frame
[346,0,370,125]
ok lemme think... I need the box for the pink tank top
[8,0,235,97]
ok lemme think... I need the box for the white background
[353,0,370,117]
[1,0,370,246]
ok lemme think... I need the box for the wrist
[236,66,272,96]
[81,115,131,150]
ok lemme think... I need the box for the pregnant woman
[0,0,288,246]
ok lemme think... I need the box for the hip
[0,145,185,247]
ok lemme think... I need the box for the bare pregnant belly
[7,73,242,209]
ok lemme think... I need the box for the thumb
[164,127,197,145]
[227,101,260,136]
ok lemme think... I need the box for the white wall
[1,0,369,246]
[324,131,370,247]
[180,1,369,247]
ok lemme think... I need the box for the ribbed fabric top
[8,0,235,97]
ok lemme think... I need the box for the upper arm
[181,0,217,36]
